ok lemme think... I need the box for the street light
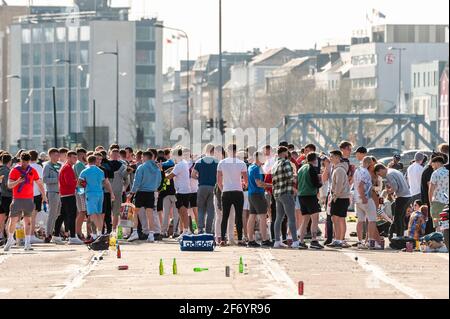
[97,40,120,144]
[154,23,191,133]
[218,0,223,133]
[388,47,407,113]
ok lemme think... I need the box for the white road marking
[0,255,11,265]
[435,254,449,261]
[52,251,105,299]
[344,252,427,299]
[257,251,305,299]
[0,288,11,294]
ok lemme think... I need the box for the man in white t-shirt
[29,150,44,244]
[167,148,192,238]
[406,152,425,202]
[217,144,248,246]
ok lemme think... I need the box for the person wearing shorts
[79,155,115,241]
[429,156,449,231]
[354,157,382,250]
[247,151,271,248]
[297,152,324,250]
[0,153,13,246]
[29,150,44,244]
[74,148,88,240]
[328,150,351,249]
[127,151,161,242]
[4,152,46,251]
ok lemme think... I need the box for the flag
[372,9,386,19]
[166,38,173,44]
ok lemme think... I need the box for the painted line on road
[0,288,11,294]
[344,252,427,299]
[0,255,11,265]
[435,254,449,261]
[258,251,306,299]
[53,251,105,299]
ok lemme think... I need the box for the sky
[5,0,450,71]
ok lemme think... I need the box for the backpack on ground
[88,234,110,251]
[180,234,215,252]
[389,236,416,250]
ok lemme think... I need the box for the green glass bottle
[239,257,244,274]
[173,258,178,275]
[159,259,164,276]
[193,268,209,272]
[117,226,123,240]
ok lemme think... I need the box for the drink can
[118,265,128,270]
[298,281,304,295]
[225,266,230,277]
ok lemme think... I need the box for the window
[80,26,90,41]
[80,112,89,130]
[32,28,42,42]
[70,114,77,133]
[423,72,426,87]
[418,73,421,87]
[33,90,41,112]
[45,113,53,135]
[136,97,155,113]
[57,113,65,135]
[414,73,416,88]
[33,45,42,65]
[136,26,154,41]
[56,65,65,88]
[44,67,53,88]
[80,69,89,88]
[44,44,54,65]
[80,89,89,111]
[434,71,438,86]
[33,67,41,88]
[56,43,65,61]
[21,67,30,88]
[143,121,155,137]
[80,42,89,64]
[22,28,31,43]
[68,27,78,42]
[21,91,30,113]
[70,65,78,87]
[44,27,54,42]
[70,89,77,111]
[33,116,41,135]
[69,43,78,63]
[351,54,376,66]
[351,77,377,89]
[44,89,53,111]
[136,49,155,65]
[56,27,66,42]
[136,74,155,89]
[56,89,65,111]
[428,72,431,87]
[22,45,30,65]
[21,114,30,136]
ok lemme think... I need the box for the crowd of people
[0,141,448,252]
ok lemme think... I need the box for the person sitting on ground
[407,204,428,240]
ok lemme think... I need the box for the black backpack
[88,234,110,251]
[389,236,416,250]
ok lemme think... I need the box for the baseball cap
[355,147,368,154]
[414,152,425,162]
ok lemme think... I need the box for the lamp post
[155,23,190,133]
[97,40,120,144]
[388,47,407,113]
[218,0,223,132]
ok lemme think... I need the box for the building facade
[7,2,163,151]
[439,64,449,143]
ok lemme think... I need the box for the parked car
[378,157,392,166]
[367,148,401,160]
[401,150,433,168]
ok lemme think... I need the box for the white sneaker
[3,239,15,252]
[291,241,300,248]
[273,241,288,249]
[24,242,34,251]
[127,231,139,242]
[68,237,84,245]
[30,235,44,244]
[51,236,64,245]
[147,233,155,243]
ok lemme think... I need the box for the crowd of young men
[0,141,448,251]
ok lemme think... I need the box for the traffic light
[206,118,214,129]
[219,119,227,135]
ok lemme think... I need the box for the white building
[7,2,163,151]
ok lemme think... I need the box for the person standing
[74,148,88,240]
[407,152,425,202]
[375,164,411,239]
[0,154,13,246]
[389,154,404,172]
[429,156,449,231]
[43,148,62,243]
[29,150,44,244]
[127,151,161,242]
[247,151,271,248]
[58,151,84,244]
[217,144,249,246]
[297,152,324,249]
[192,144,218,234]
[271,146,299,249]
[327,150,351,249]
[108,148,129,232]
[4,152,47,251]
[78,155,115,240]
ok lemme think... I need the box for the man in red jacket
[58,151,84,245]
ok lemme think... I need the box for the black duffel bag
[389,236,416,250]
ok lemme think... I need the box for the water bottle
[43,201,48,213]
[109,232,117,249]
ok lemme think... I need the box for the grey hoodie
[331,161,351,200]
[109,164,129,195]
[43,162,60,193]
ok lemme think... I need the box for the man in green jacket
[297,152,324,249]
